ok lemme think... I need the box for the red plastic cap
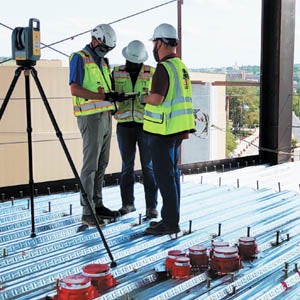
[167,250,185,256]
[61,275,90,286]
[82,264,110,275]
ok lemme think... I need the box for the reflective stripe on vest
[143,58,195,135]
[113,65,154,123]
[71,50,114,116]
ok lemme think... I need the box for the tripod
[0,64,117,267]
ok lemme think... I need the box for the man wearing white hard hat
[69,24,121,227]
[142,23,196,235]
[112,40,158,219]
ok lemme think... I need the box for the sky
[1,0,300,69]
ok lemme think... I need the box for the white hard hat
[122,40,148,64]
[91,24,116,49]
[150,23,178,41]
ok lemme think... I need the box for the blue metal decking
[1,162,300,299]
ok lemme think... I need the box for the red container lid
[239,236,256,245]
[168,250,185,256]
[82,264,110,276]
[212,241,230,248]
[213,246,238,258]
[189,246,207,254]
[174,257,190,266]
[60,275,91,288]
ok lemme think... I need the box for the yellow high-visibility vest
[71,50,114,116]
[143,57,195,135]
[113,64,155,123]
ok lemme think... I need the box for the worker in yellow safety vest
[142,23,196,235]
[112,40,158,219]
[69,24,122,227]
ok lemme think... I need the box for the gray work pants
[77,112,112,215]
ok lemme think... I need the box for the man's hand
[104,92,125,102]
[140,94,148,105]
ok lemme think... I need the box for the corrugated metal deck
[1,162,300,300]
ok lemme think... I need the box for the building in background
[0,61,226,187]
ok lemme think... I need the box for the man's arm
[143,63,168,106]
[70,83,106,100]
[143,93,164,105]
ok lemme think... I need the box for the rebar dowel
[218,223,222,236]
[276,231,280,246]
[189,220,192,234]
[247,226,251,237]
[206,278,211,288]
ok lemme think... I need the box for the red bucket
[172,257,191,279]
[210,246,241,273]
[82,264,118,293]
[238,236,258,259]
[56,274,98,300]
[165,250,186,272]
[189,246,209,267]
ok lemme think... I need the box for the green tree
[226,122,237,156]
[226,85,260,132]
[293,94,300,117]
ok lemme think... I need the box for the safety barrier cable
[0,0,177,64]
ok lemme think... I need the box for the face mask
[93,42,113,58]
[153,42,160,62]
[94,45,107,58]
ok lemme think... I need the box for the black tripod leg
[29,67,117,267]
[24,69,36,237]
[0,66,23,120]
[1,66,37,237]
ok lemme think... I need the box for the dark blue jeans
[117,123,157,208]
[149,135,182,227]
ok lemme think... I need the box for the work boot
[149,220,163,227]
[96,206,120,219]
[146,208,158,219]
[81,215,97,227]
[118,204,136,216]
[144,221,180,235]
